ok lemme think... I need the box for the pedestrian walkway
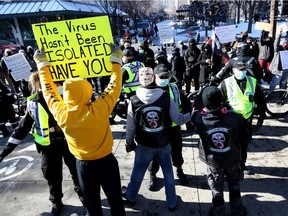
[0,115,287,216]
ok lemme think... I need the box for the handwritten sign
[214,25,236,43]
[32,16,113,81]
[280,50,288,70]
[158,25,174,45]
[277,23,288,32]
[255,22,272,31]
[3,53,32,81]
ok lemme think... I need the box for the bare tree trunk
[237,3,241,23]
[247,1,256,33]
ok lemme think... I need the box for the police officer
[122,49,145,98]
[0,72,85,216]
[218,61,266,174]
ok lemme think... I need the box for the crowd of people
[0,25,287,216]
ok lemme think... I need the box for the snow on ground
[157,19,288,45]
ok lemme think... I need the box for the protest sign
[255,22,272,31]
[277,23,288,32]
[280,50,288,70]
[3,53,32,81]
[32,16,113,81]
[158,25,174,45]
[214,25,236,43]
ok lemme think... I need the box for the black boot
[177,167,189,185]
[0,124,9,137]
[148,174,157,191]
[50,201,63,216]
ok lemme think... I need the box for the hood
[136,87,163,104]
[63,78,92,108]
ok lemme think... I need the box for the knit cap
[202,86,222,110]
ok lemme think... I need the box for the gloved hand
[256,116,264,127]
[110,43,123,65]
[125,140,136,153]
[210,76,222,85]
[33,47,50,69]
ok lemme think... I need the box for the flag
[211,31,223,55]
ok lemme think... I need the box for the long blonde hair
[29,72,41,94]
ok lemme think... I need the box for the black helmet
[154,50,167,61]
[236,42,250,54]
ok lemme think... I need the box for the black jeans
[76,153,126,216]
[207,165,243,215]
[40,138,81,204]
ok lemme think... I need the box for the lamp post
[205,20,209,37]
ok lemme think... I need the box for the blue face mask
[234,70,247,80]
[139,49,144,54]
[156,78,170,87]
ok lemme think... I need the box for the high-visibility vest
[169,83,182,127]
[122,61,144,93]
[225,76,256,119]
[27,94,51,146]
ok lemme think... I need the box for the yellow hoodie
[38,64,122,160]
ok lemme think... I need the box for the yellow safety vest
[225,76,256,119]
[169,83,182,127]
[27,94,51,146]
[122,61,144,93]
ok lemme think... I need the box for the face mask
[139,49,144,54]
[156,77,170,87]
[234,70,247,80]
[57,86,63,95]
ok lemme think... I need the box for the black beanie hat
[201,86,222,110]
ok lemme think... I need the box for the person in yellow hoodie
[33,44,125,216]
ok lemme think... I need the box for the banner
[3,53,32,81]
[255,22,272,31]
[214,25,236,43]
[158,25,174,45]
[280,50,288,70]
[32,16,114,81]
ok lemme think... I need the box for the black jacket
[184,45,201,72]
[191,98,250,168]
[0,91,64,160]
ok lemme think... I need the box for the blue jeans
[125,144,176,208]
[269,71,288,92]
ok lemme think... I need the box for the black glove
[125,140,136,153]
[210,76,221,85]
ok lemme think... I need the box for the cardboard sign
[280,50,288,70]
[3,53,32,81]
[277,23,288,32]
[255,22,272,31]
[158,25,174,45]
[214,25,236,43]
[32,16,114,81]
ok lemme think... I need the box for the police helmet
[154,50,167,61]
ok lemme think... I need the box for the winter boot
[0,124,9,137]
[148,174,157,191]
[177,167,189,185]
